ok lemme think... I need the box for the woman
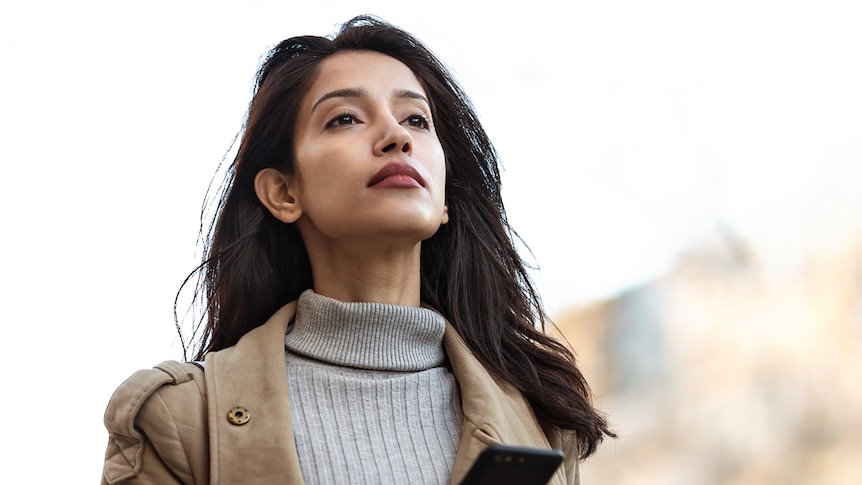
[101,15,612,485]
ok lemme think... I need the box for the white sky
[1,0,860,482]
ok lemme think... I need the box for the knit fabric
[285,290,463,485]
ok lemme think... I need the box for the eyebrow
[310,88,430,114]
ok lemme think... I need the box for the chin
[376,219,444,243]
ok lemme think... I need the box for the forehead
[304,50,428,103]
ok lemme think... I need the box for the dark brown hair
[180,15,612,458]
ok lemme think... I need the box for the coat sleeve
[101,361,208,485]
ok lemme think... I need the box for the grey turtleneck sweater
[285,290,463,485]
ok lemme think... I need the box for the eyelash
[325,112,431,130]
[402,113,431,130]
[327,111,360,128]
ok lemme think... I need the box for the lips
[367,162,426,188]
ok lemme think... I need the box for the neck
[304,237,423,306]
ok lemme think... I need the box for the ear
[254,168,302,223]
[440,204,449,225]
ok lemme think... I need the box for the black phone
[459,444,564,485]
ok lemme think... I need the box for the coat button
[227,406,250,425]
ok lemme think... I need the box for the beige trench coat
[101,302,580,484]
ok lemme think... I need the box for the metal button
[227,406,250,425]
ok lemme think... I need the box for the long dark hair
[179,15,612,458]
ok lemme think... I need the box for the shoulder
[102,361,208,484]
[543,426,581,485]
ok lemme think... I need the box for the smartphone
[459,444,564,485]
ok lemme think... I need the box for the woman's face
[289,50,448,247]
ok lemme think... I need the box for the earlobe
[254,168,303,223]
[441,204,449,225]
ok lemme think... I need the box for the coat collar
[443,322,566,485]
[204,302,564,485]
[204,302,302,484]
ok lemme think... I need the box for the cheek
[432,147,447,193]
[422,138,446,175]
[294,145,336,186]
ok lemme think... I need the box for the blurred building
[556,227,862,484]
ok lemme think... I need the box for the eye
[402,113,430,130]
[327,112,361,128]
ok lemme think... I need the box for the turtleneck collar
[285,290,447,372]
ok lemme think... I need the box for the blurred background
[1,1,860,483]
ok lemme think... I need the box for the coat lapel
[444,324,567,485]
[205,302,306,485]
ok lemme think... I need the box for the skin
[254,50,449,306]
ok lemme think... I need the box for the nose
[374,119,413,156]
